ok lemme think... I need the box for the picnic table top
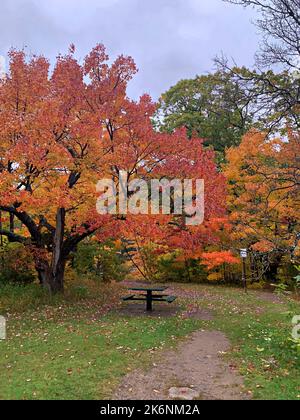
[128,286,168,292]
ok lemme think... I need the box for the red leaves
[83,44,109,79]
[0,44,228,282]
[251,241,275,253]
[201,251,240,270]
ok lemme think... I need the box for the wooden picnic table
[122,286,176,312]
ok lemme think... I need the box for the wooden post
[240,249,248,293]
[242,257,247,293]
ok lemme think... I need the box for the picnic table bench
[122,286,177,312]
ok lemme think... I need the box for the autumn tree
[0,45,136,293]
[0,45,227,293]
[119,136,229,283]
[225,129,300,281]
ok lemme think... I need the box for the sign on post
[240,249,248,259]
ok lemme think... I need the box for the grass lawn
[0,279,299,400]
[198,287,300,400]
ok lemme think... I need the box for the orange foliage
[201,251,240,270]
[0,45,227,291]
[225,130,300,258]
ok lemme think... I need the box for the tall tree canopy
[157,72,254,162]
[225,129,300,280]
[0,45,226,293]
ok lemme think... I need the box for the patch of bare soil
[117,303,181,318]
[250,291,284,304]
[118,303,214,320]
[114,330,250,400]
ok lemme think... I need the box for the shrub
[157,254,207,283]
[0,243,35,285]
[73,240,128,282]
[293,266,300,297]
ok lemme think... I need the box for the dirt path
[114,330,250,400]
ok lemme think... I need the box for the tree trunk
[185,259,192,283]
[36,259,66,294]
[36,208,66,294]
[9,213,14,233]
[0,211,3,247]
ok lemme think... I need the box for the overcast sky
[0,0,260,99]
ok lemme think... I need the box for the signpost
[240,249,248,293]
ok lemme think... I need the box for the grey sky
[0,0,259,99]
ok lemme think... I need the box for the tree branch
[0,230,27,244]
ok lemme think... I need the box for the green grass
[218,300,300,400]
[177,285,300,400]
[0,315,202,400]
[0,281,202,400]
[0,281,299,400]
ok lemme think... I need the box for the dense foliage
[0,45,227,293]
[73,240,128,283]
[0,243,35,285]
[158,72,254,162]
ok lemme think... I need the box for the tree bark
[185,259,192,283]
[0,211,3,247]
[9,213,14,233]
[0,205,98,294]
[36,208,66,294]
[36,259,66,294]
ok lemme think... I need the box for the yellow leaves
[294,247,300,257]
[207,272,223,282]
[114,239,122,250]
[224,129,300,253]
